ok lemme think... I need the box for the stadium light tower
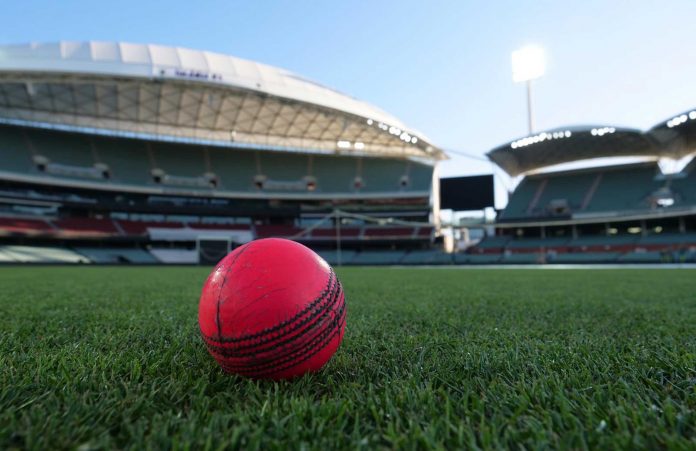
[511,45,545,134]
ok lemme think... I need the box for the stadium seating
[116,220,184,235]
[148,248,198,264]
[506,237,570,249]
[312,155,360,193]
[188,223,251,231]
[0,245,89,263]
[316,250,357,265]
[415,227,434,239]
[1,125,433,196]
[360,158,410,193]
[617,251,665,263]
[74,247,158,264]
[408,163,436,193]
[311,227,361,239]
[686,250,696,263]
[255,225,304,239]
[30,128,95,168]
[638,233,696,246]
[585,165,658,212]
[531,172,597,215]
[363,227,415,239]
[350,250,406,265]
[473,235,510,249]
[487,233,696,251]
[0,217,53,235]
[466,230,696,265]
[0,213,433,246]
[570,234,638,248]
[0,250,15,262]
[94,137,153,186]
[499,163,686,220]
[207,148,262,192]
[671,170,696,205]
[463,253,502,264]
[0,126,35,173]
[150,142,207,179]
[53,218,119,235]
[549,252,620,263]
[501,253,545,264]
[400,250,453,265]
[499,178,543,219]
[428,250,456,265]
[258,152,311,184]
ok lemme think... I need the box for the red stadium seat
[311,227,361,239]
[363,227,415,238]
[53,218,119,236]
[254,225,304,238]
[0,217,53,235]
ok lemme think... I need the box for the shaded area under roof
[487,126,661,176]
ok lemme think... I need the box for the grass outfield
[1,267,694,449]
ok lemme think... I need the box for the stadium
[2,37,695,450]
[0,41,444,265]
[2,42,695,267]
[468,116,696,264]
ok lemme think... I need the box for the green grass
[1,267,695,450]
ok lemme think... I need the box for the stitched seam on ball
[232,297,346,375]
[202,270,335,349]
[217,291,345,374]
[203,275,341,355]
[214,291,344,370]
[202,268,335,344]
[204,283,339,357]
[206,273,338,351]
[214,243,250,339]
[206,268,335,344]
[219,311,344,377]
[221,301,345,377]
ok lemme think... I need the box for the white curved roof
[0,41,407,129]
[0,41,420,141]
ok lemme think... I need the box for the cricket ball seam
[202,273,339,352]
[218,299,346,377]
[214,295,345,372]
[202,277,343,357]
[201,268,336,345]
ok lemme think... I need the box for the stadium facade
[0,41,444,264]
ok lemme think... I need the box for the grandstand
[2,42,695,266]
[465,120,696,264]
[0,41,444,264]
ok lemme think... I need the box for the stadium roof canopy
[0,41,444,161]
[487,125,662,176]
[648,108,696,158]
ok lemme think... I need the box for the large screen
[439,175,494,211]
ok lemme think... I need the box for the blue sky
[2,1,696,194]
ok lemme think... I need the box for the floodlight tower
[511,45,546,134]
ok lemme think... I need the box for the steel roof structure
[487,126,661,176]
[0,41,444,161]
[648,108,696,159]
